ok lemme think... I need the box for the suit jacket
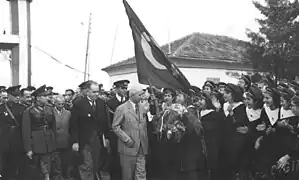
[54,108,71,149]
[112,101,148,156]
[70,97,108,151]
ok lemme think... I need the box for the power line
[30,45,91,76]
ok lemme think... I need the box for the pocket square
[88,113,91,117]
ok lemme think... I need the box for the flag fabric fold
[123,0,191,92]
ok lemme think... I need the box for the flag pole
[147,77,160,114]
[84,13,92,81]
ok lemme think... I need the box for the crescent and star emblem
[141,32,167,70]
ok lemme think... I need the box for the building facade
[102,33,254,88]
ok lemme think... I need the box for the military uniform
[105,80,129,180]
[0,101,26,179]
[22,85,56,179]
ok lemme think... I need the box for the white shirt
[116,94,124,103]
[87,96,96,106]
[129,99,136,112]
[280,107,294,119]
[246,107,262,122]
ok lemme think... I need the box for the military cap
[31,85,48,97]
[240,74,252,86]
[251,73,262,84]
[113,80,130,88]
[7,85,21,97]
[27,85,36,91]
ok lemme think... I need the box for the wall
[0,51,12,86]
[108,67,245,89]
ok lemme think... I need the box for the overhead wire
[30,45,91,76]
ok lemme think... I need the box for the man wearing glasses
[70,80,109,180]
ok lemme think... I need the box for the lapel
[125,101,139,121]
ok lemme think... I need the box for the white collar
[128,100,136,111]
[264,104,279,126]
[116,94,123,102]
[246,107,261,122]
[201,109,214,117]
[280,107,294,119]
[223,102,243,117]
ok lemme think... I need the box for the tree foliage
[247,0,299,80]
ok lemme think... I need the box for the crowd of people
[0,73,299,180]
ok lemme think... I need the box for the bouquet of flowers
[153,103,188,143]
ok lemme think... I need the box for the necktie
[135,104,139,115]
[91,101,96,112]
[121,97,124,103]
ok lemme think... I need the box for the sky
[0,0,262,93]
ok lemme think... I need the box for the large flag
[123,0,191,92]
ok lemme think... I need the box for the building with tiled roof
[102,32,254,87]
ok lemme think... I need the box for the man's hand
[27,151,33,159]
[72,143,79,151]
[125,139,134,148]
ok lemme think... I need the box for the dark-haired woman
[273,96,299,180]
[244,85,264,178]
[254,87,281,178]
[222,83,249,180]
[197,93,223,180]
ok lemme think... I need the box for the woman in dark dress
[244,85,264,177]
[254,87,281,178]
[222,83,249,180]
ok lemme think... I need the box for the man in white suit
[112,85,148,180]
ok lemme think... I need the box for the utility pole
[84,13,92,81]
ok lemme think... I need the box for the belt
[7,125,18,129]
[32,125,51,131]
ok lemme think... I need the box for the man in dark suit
[105,80,129,180]
[70,80,109,180]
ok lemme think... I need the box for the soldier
[20,88,33,108]
[22,85,56,180]
[0,88,26,180]
[105,80,130,180]
[6,85,21,104]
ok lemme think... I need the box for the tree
[246,0,299,82]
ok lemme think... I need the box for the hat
[113,80,130,88]
[189,85,201,96]
[203,81,216,90]
[0,86,6,92]
[251,73,262,84]
[280,88,295,100]
[240,74,251,86]
[277,83,288,90]
[217,82,227,88]
[46,86,53,91]
[226,83,243,97]
[266,76,275,88]
[264,87,280,98]
[27,86,36,91]
[290,80,299,90]
[246,85,263,100]
[31,85,48,97]
[7,85,21,97]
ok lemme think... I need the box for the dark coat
[70,97,108,151]
[0,102,25,152]
[201,111,223,169]
[225,103,249,171]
